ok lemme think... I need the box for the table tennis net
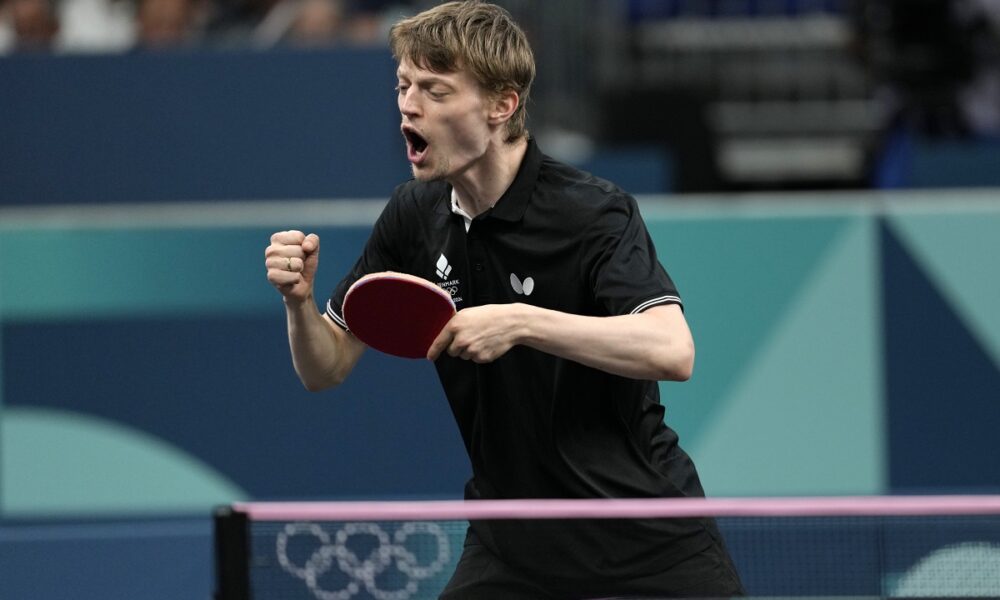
[214,496,1000,599]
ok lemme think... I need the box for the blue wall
[0,47,673,205]
[0,48,411,205]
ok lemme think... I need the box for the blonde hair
[389,1,535,143]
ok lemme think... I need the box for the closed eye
[421,79,453,98]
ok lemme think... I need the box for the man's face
[396,59,493,182]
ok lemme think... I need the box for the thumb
[302,233,321,277]
[303,233,320,256]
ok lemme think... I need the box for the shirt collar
[450,188,474,231]
[488,137,541,223]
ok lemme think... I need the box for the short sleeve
[325,191,407,330]
[584,194,682,316]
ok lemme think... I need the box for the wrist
[283,293,314,310]
[514,302,540,346]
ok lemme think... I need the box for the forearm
[517,303,694,381]
[285,295,361,391]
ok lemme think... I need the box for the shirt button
[474,263,484,272]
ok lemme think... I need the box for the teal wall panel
[2,407,246,516]
[0,226,371,321]
[647,215,850,448]
[689,217,884,495]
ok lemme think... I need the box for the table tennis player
[264,1,744,597]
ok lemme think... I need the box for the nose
[399,87,420,118]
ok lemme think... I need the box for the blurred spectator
[286,0,346,46]
[207,0,291,45]
[0,2,13,53]
[856,0,1000,187]
[957,0,1000,135]
[58,0,136,52]
[1,0,414,52]
[2,0,60,51]
[855,0,1000,138]
[135,0,204,47]
[209,0,411,48]
[344,0,409,45]
[288,0,417,47]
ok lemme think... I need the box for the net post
[213,504,250,600]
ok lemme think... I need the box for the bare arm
[284,298,366,391]
[427,303,694,381]
[266,230,366,391]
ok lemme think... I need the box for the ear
[487,89,520,127]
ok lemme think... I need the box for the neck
[449,137,528,218]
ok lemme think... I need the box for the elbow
[655,341,695,382]
[302,379,333,393]
[675,341,695,381]
[671,357,694,382]
[299,371,346,393]
[295,348,358,392]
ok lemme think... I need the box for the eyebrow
[396,70,455,88]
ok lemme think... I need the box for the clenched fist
[265,230,320,304]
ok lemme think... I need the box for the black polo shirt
[327,139,718,586]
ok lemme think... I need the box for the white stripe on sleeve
[629,295,683,315]
[326,300,349,330]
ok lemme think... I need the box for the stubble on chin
[411,156,449,183]
[411,167,433,182]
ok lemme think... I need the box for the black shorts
[438,528,745,599]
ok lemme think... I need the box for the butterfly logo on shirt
[510,273,534,296]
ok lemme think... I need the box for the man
[5,0,60,51]
[265,1,744,597]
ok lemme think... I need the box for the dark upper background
[2,0,999,205]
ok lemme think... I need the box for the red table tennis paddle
[343,271,456,359]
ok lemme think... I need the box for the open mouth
[402,126,429,163]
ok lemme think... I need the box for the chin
[410,162,447,183]
[411,167,437,182]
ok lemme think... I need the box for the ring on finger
[286,257,293,271]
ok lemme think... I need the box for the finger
[472,351,495,364]
[265,242,307,257]
[467,343,507,364]
[302,233,320,254]
[270,230,306,245]
[426,328,455,361]
[454,340,475,361]
[267,269,301,287]
[265,257,284,271]
[265,256,303,272]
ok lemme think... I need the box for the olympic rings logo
[276,521,452,600]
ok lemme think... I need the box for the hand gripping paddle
[343,271,456,359]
